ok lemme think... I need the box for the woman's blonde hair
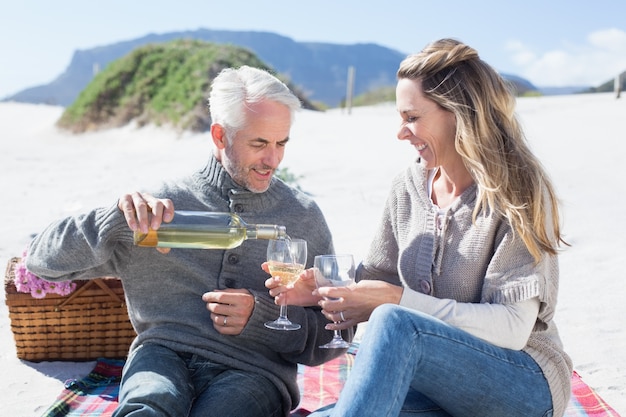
[398,38,566,261]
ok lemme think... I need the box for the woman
[271,38,572,417]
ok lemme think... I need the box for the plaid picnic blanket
[40,354,621,417]
[568,371,621,417]
[41,358,123,417]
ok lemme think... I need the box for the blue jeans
[310,304,553,417]
[113,343,284,417]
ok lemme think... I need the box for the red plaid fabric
[566,371,621,416]
[39,355,620,417]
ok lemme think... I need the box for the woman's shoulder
[390,160,427,189]
[393,159,426,178]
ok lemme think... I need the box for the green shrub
[58,40,312,133]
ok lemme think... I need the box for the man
[27,66,350,417]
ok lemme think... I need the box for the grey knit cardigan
[357,161,573,417]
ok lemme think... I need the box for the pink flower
[13,248,77,298]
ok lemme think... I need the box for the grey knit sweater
[357,161,573,417]
[26,155,346,415]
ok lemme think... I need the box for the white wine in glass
[314,254,355,348]
[264,238,307,331]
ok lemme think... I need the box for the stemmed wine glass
[264,238,307,331]
[313,254,355,348]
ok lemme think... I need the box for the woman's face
[395,78,458,171]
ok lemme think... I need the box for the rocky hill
[56,40,315,133]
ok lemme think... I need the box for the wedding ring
[340,311,346,322]
[223,316,228,326]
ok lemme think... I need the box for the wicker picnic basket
[4,257,136,361]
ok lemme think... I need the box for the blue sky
[1,0,625,99]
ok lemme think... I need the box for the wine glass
[264,238,307,331]
[313,254,355,348]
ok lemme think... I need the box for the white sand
[0,94,624,415]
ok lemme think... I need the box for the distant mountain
[4,28,557,107]
[4,29,405,107]
[500,73,538,95]
[582,70,626,94]
[538,86,590,95]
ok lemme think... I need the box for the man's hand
[202,289,255,335]
[118,192,175,253]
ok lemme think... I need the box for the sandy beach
[1,93,624,415]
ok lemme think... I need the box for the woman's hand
[316,279,404,330]
[263,265,321,307]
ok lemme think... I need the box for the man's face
[214,100,292,193]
